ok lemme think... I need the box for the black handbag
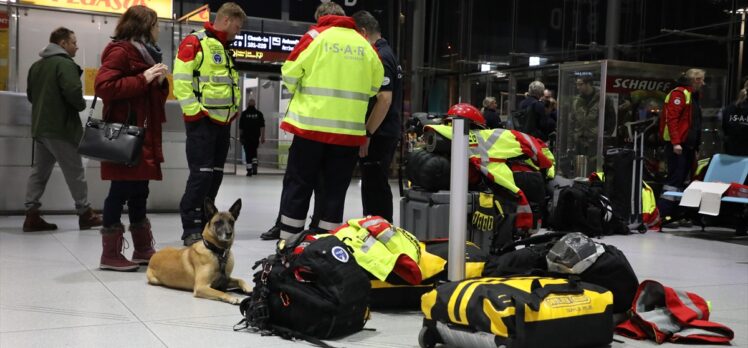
[78,96,145,166]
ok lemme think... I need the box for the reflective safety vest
[329,217,422,285]
[590,172,661,230]
[659,86,692,143]
[694,157,711,181]
[280,16,384,146]
[616,280,734,344]
[425,125,555,230]
[641,182,660,230]
[173,29,240,124]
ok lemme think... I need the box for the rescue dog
[146,198,251,304]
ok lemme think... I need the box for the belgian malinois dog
[146,199,251,304]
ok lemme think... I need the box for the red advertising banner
[0,12,9,29]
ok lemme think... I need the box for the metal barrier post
[448,117,469,281]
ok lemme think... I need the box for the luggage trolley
[623,117,658,233]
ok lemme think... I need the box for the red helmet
[447,103,486,126]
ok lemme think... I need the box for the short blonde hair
[736,79,748,105]
[315,2,345,20]
[216,2,246,21]
[685,68,706,81]
[482,97,496,108]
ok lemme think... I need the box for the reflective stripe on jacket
[616,280,734,344]
[330,217,422,284]
[280,15,384,146]
[173,29,240,124]
[659,86,693,144]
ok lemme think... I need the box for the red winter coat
[95,41,168,181]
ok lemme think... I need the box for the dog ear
[229,198,242,220]
[204,198,218,218]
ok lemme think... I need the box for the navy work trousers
[360,135,399,222]
[657,145,696,218]
[279,136,358,237]
[179,117,231,239]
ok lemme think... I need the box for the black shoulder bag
[78,96,145,166]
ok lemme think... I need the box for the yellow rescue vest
[173,29,240,124]
[329,217,421,284]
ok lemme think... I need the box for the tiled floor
[1,174,746,347]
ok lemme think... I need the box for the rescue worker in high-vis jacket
[657,68,705,225]
[277,2,384,240]
[173,3,245,246]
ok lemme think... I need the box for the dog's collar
[204,239,230,291]
[203,239,229,259]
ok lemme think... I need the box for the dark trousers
[103,180,149,227]
[657,145,696,218]
[242,138,259,166]
[180,118,231,238]
[360,135,399,222]
[272,174,326,230]
[279,136,358,236]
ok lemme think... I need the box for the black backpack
[508,108,530,132]
[510,101,546,140]
[552,181,629,236]
[235,233,371,346]
[483,232,639,314]
[405,149,451,191]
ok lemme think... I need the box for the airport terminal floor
[0,174,746,348]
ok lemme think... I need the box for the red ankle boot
[100,224,139,271]
[130,219,156,265]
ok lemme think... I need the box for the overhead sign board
[231,31,301,63]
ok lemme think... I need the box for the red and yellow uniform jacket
[280,15,384,146]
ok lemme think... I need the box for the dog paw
[229,297,242,305]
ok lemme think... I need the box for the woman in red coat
[94,5,169,271]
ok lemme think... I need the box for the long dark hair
[113,5,158,42]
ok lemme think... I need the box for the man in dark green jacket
[24,27,102,232]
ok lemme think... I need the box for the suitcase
[399,189,477,240]
[400,188,518,254]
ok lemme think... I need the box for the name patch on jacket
[322,42,366,60]
[728,114,748,123]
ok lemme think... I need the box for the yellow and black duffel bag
[419,276,614,348]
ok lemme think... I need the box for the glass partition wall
[556,59,726,179]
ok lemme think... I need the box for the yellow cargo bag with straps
[420,276,614,348]
[371,240,487,309]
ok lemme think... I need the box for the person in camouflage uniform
[570,76,616,172]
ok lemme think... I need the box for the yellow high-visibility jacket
[280,15,383,146]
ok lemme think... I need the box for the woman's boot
[130,219,156,265]
[100,224,139,271]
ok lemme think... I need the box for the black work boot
[260,224,280,240]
